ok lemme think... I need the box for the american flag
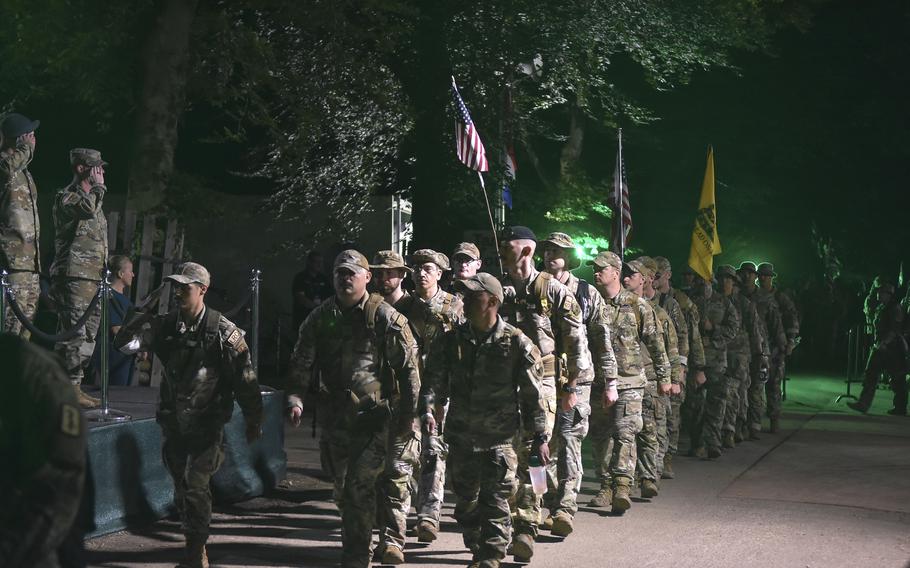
[451,78,489,172]
[611,146,632,258]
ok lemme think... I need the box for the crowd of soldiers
[286,227,802,568]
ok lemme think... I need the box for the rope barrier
[4,285,103,343]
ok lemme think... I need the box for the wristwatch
[561,383,579,394]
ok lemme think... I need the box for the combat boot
[748,429,761,441]
[611,481,632,513]
[540,514,554,530]
[733,430,744,444]
[550,511,574,537]
[887,408,907,416]
[416,519,438,543]
[176,534,208,568]
[640,479,659,498]
[722,432,736,449]
[846,401,868,414]
[661,456,675,479]
[769,417,780,433]
[511,532,535,563]
[587,486,613,507]
[694,446,708,459]
[76,386,100,409]
[381,546,405,565]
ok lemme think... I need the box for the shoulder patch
[61,191,82,205]
[220,317,247,351]
[61,404,81,437]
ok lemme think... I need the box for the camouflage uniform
[288,256,420,568]
[500,266,591,539]
[753,290,789,422]
[853,291,908,413]
[588,252,670,503]
[0,137,40,337]
[50,150,109,386]
[644,294,679,481]
[0,333,87,568]
[115,276,262,555]
[423,309,547,565]
[687,282,739,455]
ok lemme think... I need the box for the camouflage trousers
[545,383,591,519]
[2,270,39,338]
[724,353,750,434]
[589,385,644,488]
[765,350,786,420]
[320,424,389,568]
[416,403,449,529]
[667,383,686,457]
[654,391,670,478]
[858,347,908,412]
[635,383,663,482]
[449,442,518,563]
[161,426,225,541]
[687,368,729,452]
[52,278,102,385]
[512,376,556,538]
[377,429,421,553]
[747,364,767,434]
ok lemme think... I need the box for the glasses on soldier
[413,264,439,274]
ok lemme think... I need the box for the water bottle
[528,454,547,496]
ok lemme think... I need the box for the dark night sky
[598,0,910,287]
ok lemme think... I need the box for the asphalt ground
[86,373,910,568]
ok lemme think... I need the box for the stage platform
[83,386,287,538]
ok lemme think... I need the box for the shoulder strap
[205,307,223,345]
[534,272,553,317]
[364,293,384,331]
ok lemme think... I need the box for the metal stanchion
[835,326,859,403]
[250,268,261,375]
[0,269,8,332]
[85,269,131,423]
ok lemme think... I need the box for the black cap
[500,225,537,242]
[1,113,39,140]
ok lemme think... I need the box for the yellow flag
[688,147,721,281]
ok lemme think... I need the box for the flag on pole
[611,141,632,258]
[451,77,489,172]
[502,145,516,209]
[688,146,722,280]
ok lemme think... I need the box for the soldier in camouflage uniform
[686,274,739,458]
[497,226,590,561]
[452,242,483,282]
[423,273,550,568]
[287,250,420,568]
[717,265,767,448]
[848,282,908,415]
[588,251,670,513]
[624,257,678,498]
[653,257,706,478]
[756,263,799,432]
[1,333,87,568]
[115,262,263,568]
[50,148,109,408]
[0,113,41,338]
[540,233,618,536]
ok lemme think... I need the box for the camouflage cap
[452,242,481,261]
[627,258,654,278]
[757,262,777,277]
[69,148,108,167]
[371,250,411,272]
[411,249,450,270]
[540,232,580,269]
[165,262,211,287]
[586,251,622,271]
[454,272,504,303]
[715,264,737,280]
[334,249,370,274]
[639,256,659,277]
[738,261,758,274]
[654,256,672,274]
[1,112,39,139]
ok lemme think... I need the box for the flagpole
[617,128,624,260]
[477,171,504,274]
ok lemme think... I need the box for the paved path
[86,373,910,567]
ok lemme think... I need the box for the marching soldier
[756,263,798,432]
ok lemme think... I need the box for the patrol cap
[716,264,737,280]
[69,148,108,167]
[539,232,580,269]
[165,262,211,287]
[586,251,622,271]
[500,225,537,243]
[371,250,411,272]
[452,242,481,261]
[639,256,659,277]
[1,112,39,139]
[757,262,777,277]
[411,248,449,270]
[453,272,504,303]
[738,261,758,274]
[654,256,672,275]
[334,249,370,274]
[627,258,654,278]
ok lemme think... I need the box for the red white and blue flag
[611,147,632,257]
[452,77,489,172]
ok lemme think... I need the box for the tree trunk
[559,103,585,181]
[127,0,200,212]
